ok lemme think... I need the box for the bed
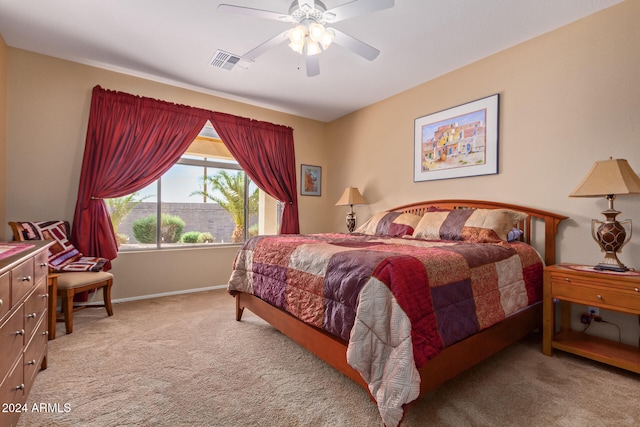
[227,199,567,426]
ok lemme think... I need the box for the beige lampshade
[570,158,640,197]
[335,187,368,206]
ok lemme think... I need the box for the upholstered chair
[9,221,114,335]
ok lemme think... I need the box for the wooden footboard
[236,290,541,400]
[236,291,371,394]
[416,302,542,395]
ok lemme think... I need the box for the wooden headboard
[391,199,568,266]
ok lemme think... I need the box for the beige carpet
[17,289,639,427]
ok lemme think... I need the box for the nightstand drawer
[550,271,640,293]
[551,277,640,312]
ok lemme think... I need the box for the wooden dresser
[0,241,51,427]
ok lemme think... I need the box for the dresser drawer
[0,357,25,427]
[0,306,24,385]
[0,271,10,321]
[24,316,47,396]
[11,258,35,305]
[24,280,48,341]
[551,279,640,312]
[34,250,49,285]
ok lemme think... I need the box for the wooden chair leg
[63,289,74,334]
[103,280,114,316]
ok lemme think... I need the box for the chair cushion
[56,271,113,290]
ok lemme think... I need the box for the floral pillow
[412,208,528,245]
[17,220,107,272]
[355,211,422,237]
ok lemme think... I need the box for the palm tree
[106,192,150,244]
[191,171,258,243]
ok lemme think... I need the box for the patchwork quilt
[228,233,543,426]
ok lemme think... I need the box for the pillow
[17,220,107,272]
[355,211,422,237]
[412,209,528,244]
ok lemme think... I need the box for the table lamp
[569,158,640,271]
[335,187,367,233]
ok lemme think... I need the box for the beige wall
[4,49,329,300]
[0,34,7,238]
[327,0,640,267]
[2,2,639,341]
[326,1,640,343]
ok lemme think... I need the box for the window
[108,122,281,250]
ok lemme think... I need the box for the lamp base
[591,209,632,273]
[346,212,356,233]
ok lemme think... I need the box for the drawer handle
[21,275,32,282]
[15,329,25,336]
[565,277,570,282]
[42,331,49,336]
[39,262,47,267]
[27,359,36,366]
[15,384,25,391]
[596,294,603,300]
[635,287,639,293]
[27,312,37,319]
[41,293,49,299]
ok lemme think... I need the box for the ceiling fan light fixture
[308,22,325,42]
[288,19,333,56]
[289,24,307,43]
[320,28,334,50]
[305,39,322,56]
[289,40,305,54]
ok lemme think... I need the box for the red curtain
[72,86,300,268]
[72,86,210,267]
[209,112,300,234]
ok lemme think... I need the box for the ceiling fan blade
[243,30,290,61]
[217,4,293,22]
[331,29,380,61]
[305,55,320,77]
[324,0,394,23]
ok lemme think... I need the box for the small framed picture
[300,164,321,196]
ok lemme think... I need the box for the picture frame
[300,164,322,196]
[414,94,499,182]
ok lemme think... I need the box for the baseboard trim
[76,284,228,306]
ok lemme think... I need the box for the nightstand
[542,264,640,373]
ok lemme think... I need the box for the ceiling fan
[217,0,395,77]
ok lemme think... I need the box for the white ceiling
[0,0,622,122]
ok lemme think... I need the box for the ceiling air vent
[210,50,252,71]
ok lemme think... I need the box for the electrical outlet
[588,306,600,316]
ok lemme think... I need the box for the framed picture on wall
[301,164,322,196]
[414,94,499,182]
